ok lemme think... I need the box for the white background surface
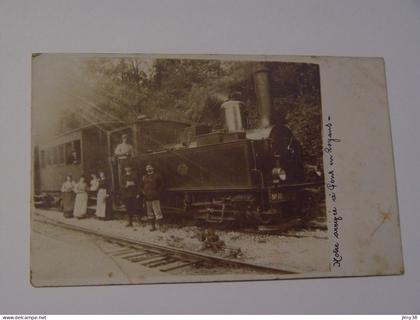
[0,0,419,314]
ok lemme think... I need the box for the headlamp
[272,167,287,182]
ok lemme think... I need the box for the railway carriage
[34,124,110,208]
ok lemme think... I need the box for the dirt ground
[33,209,330,274]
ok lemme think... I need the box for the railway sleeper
[136,255,171,265]
[160,260,200,272]
[129,254,164,263]
[112,249,140,256]
[110,248,138,256]
[147,258,179,268]
[142,255,173,267]
[105,240,143,250]
[120,251,151,260]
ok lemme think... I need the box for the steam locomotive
[33,67,324,226]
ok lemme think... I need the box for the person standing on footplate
[141,164,164,232]
[114,134,134,160]
[114,133,135,195]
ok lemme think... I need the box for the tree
[61,57,323,164]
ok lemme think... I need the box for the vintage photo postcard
[30,53,403,286]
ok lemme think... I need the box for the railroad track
[32,212,297,276]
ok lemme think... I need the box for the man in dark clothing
[141,164,164,231]
[120,166,139,227]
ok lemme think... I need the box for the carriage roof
[36,119,191,148]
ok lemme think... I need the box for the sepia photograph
[31,54,329,286]
[3,0,419,315]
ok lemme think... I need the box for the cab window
[58,144,65,164]
[52,147,58,165]
[110,128,133,155]
[46,149,51,166]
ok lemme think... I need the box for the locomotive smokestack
[253,66,272,128]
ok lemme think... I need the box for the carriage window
[58,144,65,164]
[73,140,81,164]
[65,142,73,165]
[45,149,51,166]
[40,150,45,168]
[52,147,58,165]
[65,140,81,165]
[140,123,188,152]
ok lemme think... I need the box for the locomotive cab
[108,119,190,208]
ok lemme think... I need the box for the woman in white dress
[90,173,99,192]
[61,175,75,218]
[95,171,110,219]
[73,176,88,218]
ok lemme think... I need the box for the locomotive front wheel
[193,214,209,228]
[257,207,282,225]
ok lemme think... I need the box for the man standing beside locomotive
[121,166,139,227]
[141,164,164,231]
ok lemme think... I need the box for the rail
[33,211,298,275]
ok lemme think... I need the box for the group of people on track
[60,134,165,232]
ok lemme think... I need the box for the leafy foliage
[65,58,322,164]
